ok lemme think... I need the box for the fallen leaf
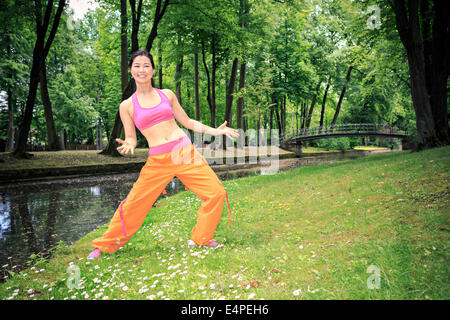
[267,268,282,274]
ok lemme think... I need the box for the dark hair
[129,49,155,69]
[129,49,156,88]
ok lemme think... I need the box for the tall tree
[13,0,66,158]
[129,0,143,53]
[330,65,353,131]
[120,0,128,93]
[194,52,200,121]
[236,0,251,140]
[223,57,239,148]
[305,82,321,133]
[319,79,330,133]
[175,35,184,104]
[39,59,60,150]
[391,0,449,149]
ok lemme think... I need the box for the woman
[88,50,239,259]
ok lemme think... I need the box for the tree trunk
[275,104,282,138]
[13,0,66,158]
[425,0,449,144]
[300,101,306,130]
[145,0,170,53]
[6,36,15,152]
[305,82,321,134]
[330,65,353,131]
[194,53,200,121]
[236,62,246,132]
[40,59,60,151]
[236,0,249,143]
[223,57,239,149]
[175,55,183,104]
[158,39,163,89]
[129,0,143,52]
[225,58,238,127]
[257,110,261,147]
[280,95,286,138]
[392,0,445,149]
[97,119,103,150]
[201,33,217,146]
[211,32,217,130]
[6,87,15,152]
[269,100,274,139]
[319,81,330,133]
[201,40,213,127]
[120,0,128,92]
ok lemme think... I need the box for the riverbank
[1,145,448,300]
[0,146,390,184]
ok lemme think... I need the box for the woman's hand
[216,121,240,139]
[116,138,136,155]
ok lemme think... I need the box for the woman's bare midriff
[141,119,188,147]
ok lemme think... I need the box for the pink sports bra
[132,88,174,131]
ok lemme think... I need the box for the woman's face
[130,55,154,85]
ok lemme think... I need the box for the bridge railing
[280,123,410,142]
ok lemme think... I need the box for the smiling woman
[88,49,239,259]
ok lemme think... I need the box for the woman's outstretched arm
[167,89,239,139]
[116,100,137,155]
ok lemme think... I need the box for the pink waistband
[148,136,192,156]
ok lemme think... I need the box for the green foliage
[26,253,49,270]
[314,137,355,151]
[378,138,401,150]
[0,0,417,149]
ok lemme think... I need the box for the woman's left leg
[174,145,228,246]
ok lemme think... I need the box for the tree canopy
[0,0,447,155]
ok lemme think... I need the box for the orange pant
[92,143,232,253]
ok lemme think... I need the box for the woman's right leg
[91,159,174,254]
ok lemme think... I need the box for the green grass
[1,146,448,300]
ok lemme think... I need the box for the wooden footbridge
[280,123,410,143]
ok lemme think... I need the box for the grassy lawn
[1,146,448,300]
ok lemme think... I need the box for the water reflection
[0,173,187,281]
